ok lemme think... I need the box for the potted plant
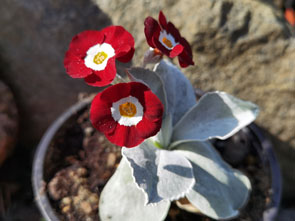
[33,11,281,221]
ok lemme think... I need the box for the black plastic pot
[32,98,282,221]
[32,98,92,221]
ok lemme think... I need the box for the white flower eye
[159,30,178,50]
[84,43,115,71]
[111,96,144,126]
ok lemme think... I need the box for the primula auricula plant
[64,11,259,221]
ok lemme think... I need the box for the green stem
[154,141,164,149]
[111,73,127,85]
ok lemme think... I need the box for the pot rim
[248,124,282,221]
[32,99,282,221]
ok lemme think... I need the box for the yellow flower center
[162,37,173,48]
[93,51,108,65]
[119,102,137,117]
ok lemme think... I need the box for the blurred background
[0,0,294,220]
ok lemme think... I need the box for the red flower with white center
[144,11,194,68]
[64,26,135,87]
[90,82,164,147]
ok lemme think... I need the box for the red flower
[144,11,194,68]
[64,26,135,87]
[90,82,164,147]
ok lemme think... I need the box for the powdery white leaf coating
[122,141,195,204]
[172,91,259,146]
[154,60,196,125]
[99,158,170,221]
[174,141,251,220]
[150,113,173,148]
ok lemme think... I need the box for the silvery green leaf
[154,60,196,125]
[122,141,195,204]
[151,113,173,149]
[174,141,251,220]
[127,67,168,114]
[99,158,171,221]
[172,91,259,145]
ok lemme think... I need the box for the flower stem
[111,73,126,85]
[154,141,164,149]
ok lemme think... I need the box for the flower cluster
[64,12,194,148]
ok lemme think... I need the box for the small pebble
[62,205,71,214]
[98,136,105,143]
[61,197,72,205]
[84,127,93,136]
[80,201,92,215]
[107,153,116,168]
[77,167,87,176]
[88,195,99,204]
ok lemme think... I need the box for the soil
[43,103,271,221]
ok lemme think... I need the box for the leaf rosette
[99,60,259,220]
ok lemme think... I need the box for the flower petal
[106,124,144,147]
[178,52,194,68]
[169,44,184,58]
[158,11,167,29]
[144,17,161,48]
[178,37,194,67]
[102,26,135,61]
[84,57,116,87]
[90,92,117,135]
[174,141,251,220]
[99,158,171,221]
[135,115,162,139]
[116,46,135,63]
[166,22,181,41]
[64,51,93,78]
[122,141,195,204]
[68,30,104,57]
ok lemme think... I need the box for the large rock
[0,81,18,166]
[0,0,112,145]
[96,0,295,198]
